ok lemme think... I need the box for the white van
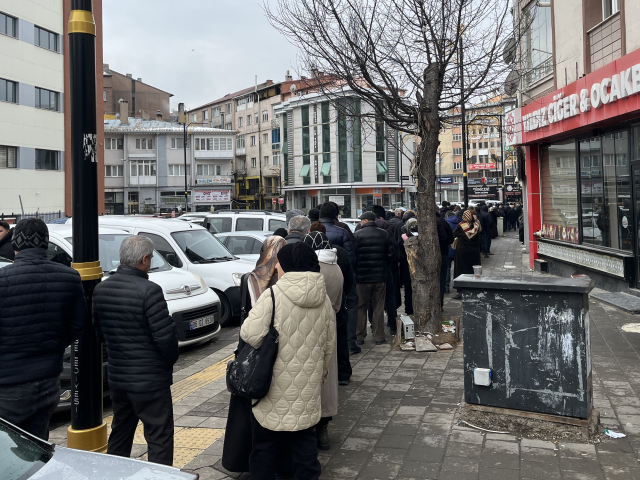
[202,210,287,234]
[88,217,255,325]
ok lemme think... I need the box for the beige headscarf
[461,210,481,239]
[250,236,287,296]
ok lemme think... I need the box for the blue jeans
[0,377,60,440]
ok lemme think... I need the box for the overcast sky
[103,0,300,111]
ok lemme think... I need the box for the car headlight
[232,273,243,286]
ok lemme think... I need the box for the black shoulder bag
[226,287,279,405]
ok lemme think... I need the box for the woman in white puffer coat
[240,242,335,480]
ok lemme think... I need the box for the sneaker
[488,252,494,255]
[356,340,364,345]
[375,339,387,345]
[339,379,350,386]
[452,293,462,300]
[350,347,362,355]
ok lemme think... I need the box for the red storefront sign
[507,48,640,146]
[468,163,497,170]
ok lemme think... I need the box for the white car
[340,218,360,232]
[215,231,273,261]
[77,217,255,326]
[203,210,287,234]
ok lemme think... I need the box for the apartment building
[508,0,640,292]
[104,112,235,214]
[0,0,104,216]
[103,65,172,120]
[274,89,412,216]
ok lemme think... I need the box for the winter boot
[316,424,330,450]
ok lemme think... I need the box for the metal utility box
[452,274,594,419]
[400,315,415,340]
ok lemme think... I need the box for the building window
[135,138,153,149]
[247,115,252,125]
[35,149,59,170]
[264,155,269,166]
[376,118,387,182]
[105,165,124,177]
[0,12,16,38]
[34,26,58,52]
[302,105,310,185]
[236,135,245,149]
[283,112,289,184]
[453,162,462,170]
[262,110,268,122]
[203,110,209,120]
[171,138,184,149]
[255,114,259,125]
[225,123,232,130]
[251,157,257,168]
[452,134,462,141]
[0,145,16,168]
[192,113,197,122]
[225,103,231,114]
[169,164,191,176]
[453,148,462,155]
[483,142,488,148]
[239,117,243,127]
[524,2,553,86]
[212,106,221,117]
[272,153,280,166]
[603,0,620,19]
[105,138,123,150]
[103,90,107,102]
[130,160,156,177]
[0,78,17,103]
[263,133,268,144]
[36,87,59,111]
[272,128,281,144]
[250,136,256,146]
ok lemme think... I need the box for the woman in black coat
[490,208,499,239]
[452,210,482,299]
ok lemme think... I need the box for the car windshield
[65,234,170,273]
[171,230,235,263]
[0,419,53,480]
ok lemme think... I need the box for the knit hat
[277,243,320,273]
[285,209,304,225]
[308,208,320,223]
[303,231,332,251]
[12,218,49,251]
[319,203,337,219]
[360,211,376,220]
[372,205,386,219]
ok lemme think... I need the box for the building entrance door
[632,166,640,287]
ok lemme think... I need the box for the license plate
[190,315,215,330]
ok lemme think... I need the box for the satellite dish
[503,38,517,65]
[504,70,519,96]
[290,84,296,93]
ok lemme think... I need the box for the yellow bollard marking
[170,354,233,403]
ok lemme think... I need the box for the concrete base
[591,291,640,314]
[543,257,631,293]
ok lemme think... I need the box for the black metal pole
[499,115,504,201]
[184,122,188,213]
[68,0,106,452]
[400,134,404,207]
[460,35,468,210]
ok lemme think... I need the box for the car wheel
[214,289,232,326]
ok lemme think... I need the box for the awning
[376,161,388,173]
[321,162,331,176]
[299,164,310,177]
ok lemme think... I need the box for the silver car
[0,417,196,479]
[214,231,273,262]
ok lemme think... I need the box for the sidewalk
[49,231,640,479]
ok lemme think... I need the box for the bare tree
[266,0,515,332]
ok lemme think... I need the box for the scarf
[461,210,481,239]
[251,236,287,294]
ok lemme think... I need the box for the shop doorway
[632,165,640,287]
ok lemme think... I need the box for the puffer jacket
[319,217,356,265]
[0,248,87,386]
[93,265,179,393]
[446,215,461,259]
[353,222,395,283]
[240,271,335,431]
[0,229,15,261]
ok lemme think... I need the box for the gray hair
[120,235,155,267]
[395,208,403,216]
[288,215,311,234]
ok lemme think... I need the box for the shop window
[376,118,386,182]
[523,2,553,86]
[337,99,348,183]
[540,139,578,243]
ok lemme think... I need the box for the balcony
[589,12,622,72]
[129,176,156,186]
[264,186,280,195]
[194,149,234,160]
[238,188,259,197]
[195,175,233,185]
[236,147,246,156]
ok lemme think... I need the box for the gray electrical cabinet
[452,274,594,419]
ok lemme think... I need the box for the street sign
[401,176,410,181]
[272,198,277,204]
[278,197,285,204]
[328,195,344,205]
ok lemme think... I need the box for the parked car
[47,224,223,411]
[214,231,273,261]
[340,218,360,232]
[77,217,255,326]
[0,256,11,268]
[202,210,287,234]
[0,416,196,479]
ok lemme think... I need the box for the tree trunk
[413,63,443,334]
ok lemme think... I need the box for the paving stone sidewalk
[49,231,640,479]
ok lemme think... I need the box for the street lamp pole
[67,0,106,452]
[183,120,188,213]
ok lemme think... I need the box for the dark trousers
[368,266,397,328]
[357,282,386,342]
[440,255,451,306]
[391,262,402,308]
[108,387,174,466]
[0,377,59,440]
[346,281,359,350]
[404,285,413,315]
[250,414,321,480]
[336,307,352,381]
[507,220,517,231]
[481,230,491,254]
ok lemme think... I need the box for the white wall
[553,0,585,86]
[626,2,640,54]
[0,169,65,214]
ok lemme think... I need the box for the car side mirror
[165,253,177,267]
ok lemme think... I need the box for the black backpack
[226,287,279,405]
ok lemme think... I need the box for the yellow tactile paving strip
[101,354,233,469]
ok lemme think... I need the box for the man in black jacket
[0,221,14,260]
[0,218,87,440]
[93,235,179,466]
[285,215,310,244]
[319,203,356,265]
[354,212,395,345]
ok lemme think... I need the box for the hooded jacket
[240,271,335,431]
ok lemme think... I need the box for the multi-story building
[103,65,172,120]
[508,0,640,292]
[273,89,412,216]
[104,108,235,214]
[0,0,104,217]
